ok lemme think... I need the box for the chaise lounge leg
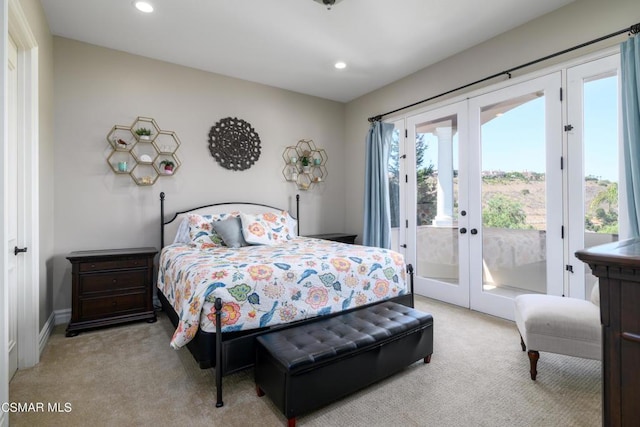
[520,335,526,351]
[288,417,296,427]
[424,354,431,363]
[528,350,540,380]
[256,385,265,397]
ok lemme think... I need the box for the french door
[404,103,469,307]
[468,73,563,319]
[399,72,572,320]
[395,55,622,319]
[566,55,622,299]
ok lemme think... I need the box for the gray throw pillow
[211,216,248,248]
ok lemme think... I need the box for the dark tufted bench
[255,301,433,427]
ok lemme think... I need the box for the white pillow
[285,211,298,236]
[172,218,191,244]
[240,211,293,245]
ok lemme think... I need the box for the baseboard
[54,308,72,326]
[39,312,56,356]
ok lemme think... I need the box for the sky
[415,75,619,182]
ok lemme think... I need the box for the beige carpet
[9,296,601,426]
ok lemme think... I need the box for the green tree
[389,131,434,227]
[590,182,617,211]
[586,182,618,233]
[482,195,530,229]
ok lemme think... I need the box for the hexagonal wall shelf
[282,139,327,191]
[106,117,181,185]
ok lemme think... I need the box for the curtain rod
[368,22,640,123]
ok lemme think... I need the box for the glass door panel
[415,116,459,284]
[388,119,405,254]
[480,92,548,297]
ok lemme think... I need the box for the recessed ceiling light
[134,1,154,13]
[335,61,347,70]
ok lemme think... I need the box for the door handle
[470,229,478,235]
[14,246,28,256]
[459,228,467,234]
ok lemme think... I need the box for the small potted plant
[301,152,311,173]
[135,127,152,140]
[160,160,175,175]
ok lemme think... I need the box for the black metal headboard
[160,192,300,248]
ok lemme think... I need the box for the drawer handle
[112,301,117,306]
[90,264,96,269]
[112,279,117,283]
[622,332,640,344]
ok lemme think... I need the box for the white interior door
[406,102,470,307]
[566,54,622,299]
[468,73,563,320]
[7,34,19,379]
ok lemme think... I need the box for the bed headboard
[160,192,300,248]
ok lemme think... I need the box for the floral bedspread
[158,237,407,348]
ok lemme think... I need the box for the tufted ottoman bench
[255,301,433,427]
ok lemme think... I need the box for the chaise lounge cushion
[514,294,601,361]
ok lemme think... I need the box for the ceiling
[40,0,574,103]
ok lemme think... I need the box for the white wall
[51,38,346,313]
[344,0,640,242]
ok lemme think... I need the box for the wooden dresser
[66,247,157,337]
[575,238,640,427]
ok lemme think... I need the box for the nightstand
[66,247,158,337]
[306,233,357,244]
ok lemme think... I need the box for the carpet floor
[9,296,601,426]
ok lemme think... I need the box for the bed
[156,192,414,407]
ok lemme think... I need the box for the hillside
[480,177,617,231]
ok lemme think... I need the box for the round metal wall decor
[208,117,261,171]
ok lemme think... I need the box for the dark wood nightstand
[66,247,157,337]
[306,233,357,244]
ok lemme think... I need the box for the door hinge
[405,129,408,138]
[566,264,574,273]
[560,87,563,101]
[561,225,564,239]
[560,156,563,170]
[400,244,407,248]
[564,124,574,131]
[405,219,409,228]
[405,174,408,183]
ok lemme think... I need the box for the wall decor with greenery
[282,139,327,191]
[106,116,181,186]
